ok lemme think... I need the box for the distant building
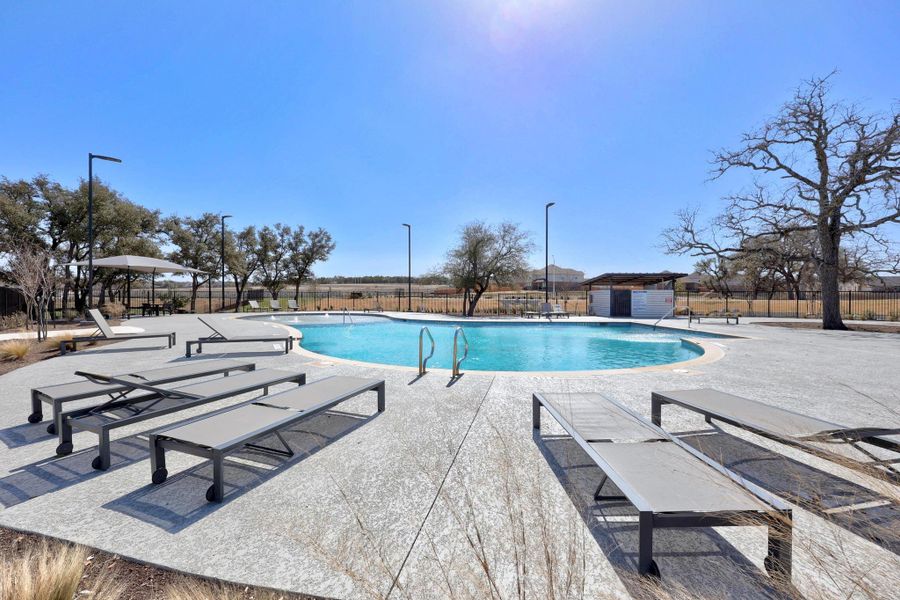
[864,275,900,292]
[528,265,585,291]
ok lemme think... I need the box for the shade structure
[64,255,206,311]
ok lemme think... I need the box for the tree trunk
[190,278,199,313]
[232,278,245,312]
[818,221,846,330]
[467,288,485,317]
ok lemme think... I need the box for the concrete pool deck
[0,313,897,599]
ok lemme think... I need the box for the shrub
[103,302,127,319]
[0,311,28,331]
[0,340,32,361]
[0,540,123,600]
[862,309,877,321]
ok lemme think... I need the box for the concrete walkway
[0,313,897,599]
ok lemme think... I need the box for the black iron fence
[675,290,900,321]
[3,286,899,322]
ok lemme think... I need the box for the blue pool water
[253,314,722,372]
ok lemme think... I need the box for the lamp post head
[222,214,232,221]
[546,201,556,209]
[90,154,122,163]
[402,223,411,229]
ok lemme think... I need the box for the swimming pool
[253,314,724,372]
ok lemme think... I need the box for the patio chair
[539,303,568,318]
[56,367,307,470]
[286,299,300,311]
[28,358,254,434]
[269,299,281,311]
[651,388,900,481]
[246,300,261,312]
[60,309,176,355]
[185,317,298,357]
[149,376,385,502]
[533,392,792,578]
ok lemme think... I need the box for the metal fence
[675,290,900,321]
[4,286,900,322]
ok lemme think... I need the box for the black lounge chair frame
[55,369,306,471]
[149,376,385,502]
[533,392,792,579]
[185,317,297,357]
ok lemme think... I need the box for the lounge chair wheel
[205,485,218,502]
[28,412,42,423]
[151,468,168,484]
[46,423,57,435]
[56,442,73,456]
[91,456,107,471]
[647,560,660,578]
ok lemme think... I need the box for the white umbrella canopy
[64,255,205,274]
[64,254,206,310]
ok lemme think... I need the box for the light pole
[402,223,411,311]
[221,214,232,312]
[544,202,555,303]
[87,153,122,309]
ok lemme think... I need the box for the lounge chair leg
[28,391,43,423]
[638,512,658,577]
[92,430,111,470]
[376,383,386,412]
[532,395,541,430]
[185,342,192,358]
[765,512,792,581]
[150,435,168,484]
[651,397,663,426]
[208,454,225,502]
[56,415,74,456]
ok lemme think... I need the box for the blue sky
[2,1,898,278]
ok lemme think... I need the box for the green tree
[255,224,292,300]
[225,225,261,311]
[286,227,335,300]
[166,213,220,312]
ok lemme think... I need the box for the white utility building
[582,272,686,319]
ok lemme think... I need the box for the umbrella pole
[127,268,131,319]
[152,269,156,306]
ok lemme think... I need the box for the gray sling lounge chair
[60,309,176,355]
[29,358,254,434]
[149,376,385,502]
[286,299,299,311]
[55,368,306,470]
[185,317,298,357]
[246,300,261,312]
[533,392,792,579]
[269,299,281,311]
[652,389,900,480]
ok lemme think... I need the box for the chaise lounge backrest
[87,308,117,338]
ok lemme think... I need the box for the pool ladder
[418,326,435,375]
[342,308,353,324]
[452,326,469,377]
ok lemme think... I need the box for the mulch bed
[0,526,315,599]
[0,321,125,377]
[756,321,900,334]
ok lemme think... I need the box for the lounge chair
[29,358,254,434]
[286,299,299,311]
[246,300,261,312]
[149,376,385,501]
[689,310,739,325]
[185,317,298,357]
[269,299,281,311]
[533,392,792,578]
[56,367,307,470]
[651,389,900,481]
[60,309,176,355]
[537,303,568,318]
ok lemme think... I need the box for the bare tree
[440,221,534,317]
[664,74,900,329]
[3,244,60,341]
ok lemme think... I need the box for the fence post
[848,291,852,317]
[796,295,799,319]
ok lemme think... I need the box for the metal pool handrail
[419,326,435,375]
[342,308,353,324]
[452,326,469,377]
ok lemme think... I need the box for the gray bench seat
[149,376,385,502]
[533,392,792,579]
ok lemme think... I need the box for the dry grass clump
[164,580,289,600]
[0,339,32,361]
[0,539,123,600]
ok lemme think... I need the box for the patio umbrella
[64,255,205,309]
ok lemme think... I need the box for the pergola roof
[581,272,687,287]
